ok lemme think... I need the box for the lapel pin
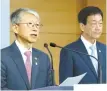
[34,57,38,60]
[99,50,101,53]
[34,57,38,65]
[35,62,38,65]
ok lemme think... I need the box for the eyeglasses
[16,22,43,28]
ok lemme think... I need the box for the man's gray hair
[11,8,40,24]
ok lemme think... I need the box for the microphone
[44,43,54,70]
[44,43,55,85]
[50,42,102,84]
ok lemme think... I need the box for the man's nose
[32,25,39,30]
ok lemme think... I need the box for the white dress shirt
[81,36,98,74]
[15,40,32,66]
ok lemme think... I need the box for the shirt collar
[15,40,32,54]
[81,35,96,49]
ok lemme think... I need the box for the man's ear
[12,24,19,34]
[79,23,85,32]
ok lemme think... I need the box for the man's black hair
[78,6,103,25]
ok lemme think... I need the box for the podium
[35,73,87,90]
[36,86,73,90]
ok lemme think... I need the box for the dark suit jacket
[1,42,53,90]
[59,38,106,84]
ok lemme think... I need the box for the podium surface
[36,86,73,90]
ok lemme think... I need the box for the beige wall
[10,0,106,85]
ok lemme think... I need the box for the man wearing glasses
[1,8,53,90]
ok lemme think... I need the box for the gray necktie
[90,45,98,74]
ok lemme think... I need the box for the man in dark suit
[59,6,106,84]
[1,8,53,90]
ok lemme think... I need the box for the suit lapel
[10,42,30,89]
[31,49,39,89]
[96,43,103,72]
[75,39,98,78]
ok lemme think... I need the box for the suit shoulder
[60,41,78,53]
[97,41,106,50]
[1,42,15,54]
[1,46,12,62]
[32,48,48,56]
[97,41,106,48]
[63,40,78,49]
[1,46,11,54]
[97,41,106,46]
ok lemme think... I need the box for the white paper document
[59,72,87,86]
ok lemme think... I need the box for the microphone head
[50,42,56,47]
[44,43,48,48]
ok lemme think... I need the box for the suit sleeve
[1,60,10,90]
[1,49,11,90]
[59,48,73,84]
